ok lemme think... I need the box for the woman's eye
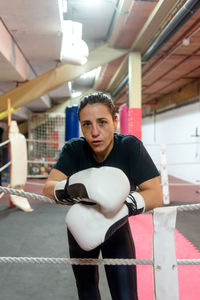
[82,122,90,127]
[99,120,107,125]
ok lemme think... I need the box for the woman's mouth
[91,140,102,146]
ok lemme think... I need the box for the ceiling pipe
[112,74,128,98]
[142,0,200,62]
[112,75,128,98]
[111,0,200,98]
[106,0,120,40]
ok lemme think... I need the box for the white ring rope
[177,259,200,265]
[0,184,10,199]
[168,183,200,186]
[0,186,200,212]
[0,186,54,204]
[27,160,55,164]
[26,181,45,186]
[26,182,197,187]
[167,162,200,166]
[26,139,58,144]
[0,257,153,265]
[0,187,199,269]
[146,142,200,146]
[0,161,11,173]
[0,257,199,265]
[0,139,10,147]
[175,203,200,212]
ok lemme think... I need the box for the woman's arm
[43,168,67,200]
[138,177,163,211]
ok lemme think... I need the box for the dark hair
[78,92,116,120]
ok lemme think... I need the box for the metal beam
[0,44,128,112]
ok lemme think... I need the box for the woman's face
[79,103,118,162]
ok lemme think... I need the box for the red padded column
[129,107,142,140]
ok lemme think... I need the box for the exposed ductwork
[142,0,200,62]
[111,0,200,98]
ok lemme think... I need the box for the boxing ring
[0,185,200,300]
[0,124,200,299]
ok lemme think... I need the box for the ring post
[160,144,170,205]
[153,206,179,300]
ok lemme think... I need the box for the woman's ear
[114,115,119,131]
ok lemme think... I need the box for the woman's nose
[91,124,99,137]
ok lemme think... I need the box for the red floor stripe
[129,215,200,300]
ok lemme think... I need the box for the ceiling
[0,0,200,123]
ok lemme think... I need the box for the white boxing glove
[125,191,145,215]
[55,167,130,217]
[66,203,129,251]
[54,179,95,206]
[66,191,145,251]
[54,179,75,205]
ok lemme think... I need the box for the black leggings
[67,222,138,300]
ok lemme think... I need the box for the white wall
[142,102,200,183]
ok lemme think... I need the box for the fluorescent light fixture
[85,0,101,3]
[68,83,82,99]
[182,38,190,46]
[58,0,68,16]
[61,39,89,65]
[80,69,98,80]
[68,81,72,90]
[62,0,68,13]
[71,91,82,98]
[60,20,89,65]
[63,20,82,42]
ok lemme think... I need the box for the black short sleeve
[53,134,159,189]
[125,136,159,186]
[53,142,78,176]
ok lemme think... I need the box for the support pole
[128,52,142,140]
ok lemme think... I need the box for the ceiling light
[62,0,68,13]
[80,68,98,80]
[58,0,67,17]
[61,38,89,65]
[68,81,72,90]
[60,20,89,65]
[182,38,190,46]
[71,91,82,98]
[83,0,101,3]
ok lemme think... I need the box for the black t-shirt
[54,133,159,191]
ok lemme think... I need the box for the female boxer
[43,92,162,300]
